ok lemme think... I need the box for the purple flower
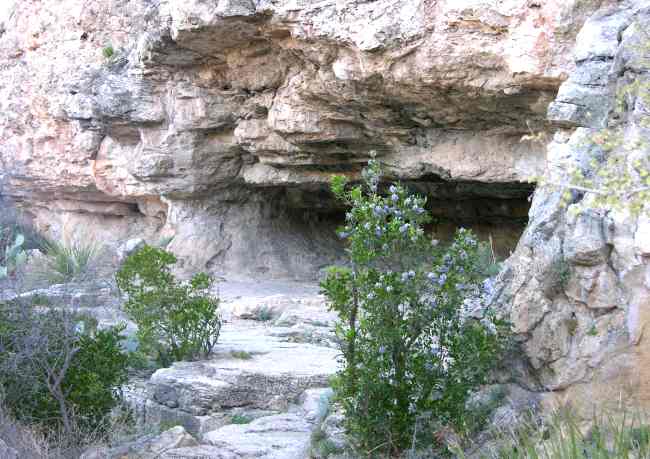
[401,270,416,282]
[399,224,410,234]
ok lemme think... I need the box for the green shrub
[115,246,222,366]
[320,159,508,456]
[0,299,130,436]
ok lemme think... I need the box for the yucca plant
[37,239,98,284]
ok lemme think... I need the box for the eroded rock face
[0,0,609,279]
[494,1,650,414]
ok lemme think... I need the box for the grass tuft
[230,414,254,425]
[230,350,253,360]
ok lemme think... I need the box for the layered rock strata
[0,0,607,279]
[494,1,650,413]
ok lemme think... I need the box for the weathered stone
[635,217,650,257]
[564,213,609,266]
[116,237,145,263]
[493,1,650,415]
[0,0,605,280]
[565,265,623,310]
[0,439,18,459]
[81,426,199,459]
[203,413,312,458]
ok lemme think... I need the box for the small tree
[115,246,221,366]
[0,299,130,438]
[321,160,508,456]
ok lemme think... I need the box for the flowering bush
[321,160,509,455]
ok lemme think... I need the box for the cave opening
[268,177,534,280]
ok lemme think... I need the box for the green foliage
[63,327,130,431]
[0,232,27,279]
[0,300,130,435]
[543,39,650,217]
[310,426,345,459]
[459,407,650,458]
[230,350,253,360]
[115,245,222,367]
[102,45,114,59]
[254,306,274,322]
[320,159,509,456]
[36,239,98,284]
[230,413,254,424]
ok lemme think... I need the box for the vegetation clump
[102,45,114,59]
[454,407,650,458]
[0,298,130,440]
[116,246,222,367]
[35,238,98,284]
[321,159,509,456]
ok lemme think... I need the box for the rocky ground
[7,277,347,459]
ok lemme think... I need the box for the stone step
[163,388,333,459]
[129,322,339,437]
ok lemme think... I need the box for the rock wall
[0,0,608,280]
[2,0,650,426]
[494,1,650,413]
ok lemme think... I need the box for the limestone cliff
[494,1,650,413]
[0,0,605,280]
[1,0,649,415]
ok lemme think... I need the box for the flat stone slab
[145,323,339,417]
[202,413,312,459]
[163,388,333,459]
